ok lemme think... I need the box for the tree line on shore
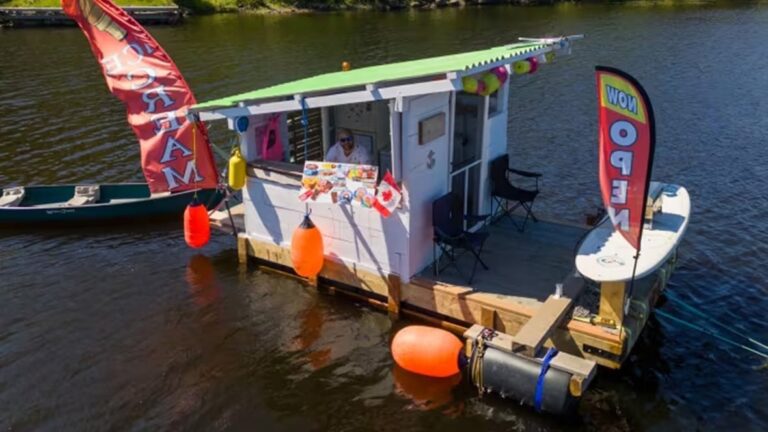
[1,0,563,13]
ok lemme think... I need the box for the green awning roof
[193,42,546,111]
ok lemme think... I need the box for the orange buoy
[290,214,324,278]
[341,61,351,71]
[391,325,463,378]
[184,201,210,248]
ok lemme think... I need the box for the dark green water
[1,2,767,430]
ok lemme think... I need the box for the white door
[451,92,486,229]
[401,92,452,277]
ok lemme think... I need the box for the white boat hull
[575,182,690,282]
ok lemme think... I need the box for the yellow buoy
[513,60,532,75]
[228,147,246,190]
[479,73,501,96]
[462,76,479,94]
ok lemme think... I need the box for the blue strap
[534,347,558,412]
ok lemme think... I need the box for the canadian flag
[373,171,402,218]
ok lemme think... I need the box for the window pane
[288,109,324,163]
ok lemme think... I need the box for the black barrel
[478,346,577,416]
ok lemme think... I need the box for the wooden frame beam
[598,281,626,327]
[237,234,637,368]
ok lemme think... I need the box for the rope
[624,251,640,315]
[469,328,496,396]
[209,138,230,160]
[469,338,486,396]
[665,291,768,352]
[655,309,768,360]
[224,196,237,238]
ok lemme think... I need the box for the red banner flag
[595,66,656,250]
[62,0,218,193]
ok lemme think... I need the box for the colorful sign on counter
[299,161,379,207]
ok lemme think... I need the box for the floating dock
[224,209,668,372]
[196,37,684,413]
[0,6,183,28]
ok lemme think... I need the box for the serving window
[247,100,393,182]
[287,108,324,164]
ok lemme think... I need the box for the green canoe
[0,183,222,226]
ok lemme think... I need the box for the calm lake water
[1,2,767,430]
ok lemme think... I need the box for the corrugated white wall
[239,108,410,279]
[243,179,410,278]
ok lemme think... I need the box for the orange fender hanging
[290,213,324,278]
[184,201,210,248]
[391,325,463,378]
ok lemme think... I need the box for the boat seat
[0,186,25,207]
[67,185,100,206]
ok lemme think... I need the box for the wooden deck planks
[238,218,648,369]
[420,218,585,304]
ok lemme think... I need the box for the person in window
[325,128,372,165]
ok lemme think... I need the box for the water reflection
[291,297,332,370]
[392,364,462,412]
[185,254,222,307]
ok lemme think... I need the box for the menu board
[299,161,379,207]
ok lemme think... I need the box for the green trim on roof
[193,42,545,111]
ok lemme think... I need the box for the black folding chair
[432,192,490,284]
[489,154,541,232]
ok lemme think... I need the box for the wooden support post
[569,375,585,397]
[481,306,496,329]
[463,324,484,359]
[387,274,401,319]
[598,281,626,327]
[237,233,249,266]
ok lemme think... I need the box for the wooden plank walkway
[0,6,184,27]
